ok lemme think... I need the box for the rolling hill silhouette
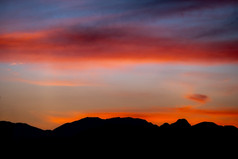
[52,117,158,138]
[0,121,46,139]
[1,117,237,141]
[1,117,238,155]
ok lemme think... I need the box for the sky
[0,0,238,129]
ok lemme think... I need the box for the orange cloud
[185,94,210,104]
[175,106,238,116]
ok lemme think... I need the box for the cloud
[175,105,238,116]
[185,94,210,103]
[87,0,238,21]
[0,26,238,64]
[0,0,238,64]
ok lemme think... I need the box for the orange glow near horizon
[45,106,238,129]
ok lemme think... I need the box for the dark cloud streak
[186,94,210,104]
[0,0,238,63]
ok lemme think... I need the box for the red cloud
[185,94,210,104]
[0,27,238,64]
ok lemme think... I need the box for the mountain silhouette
[168,118,191,128]
[53,117,105,137]
[0,121,46,139]
[1,117,237,154]
[52,117,158,142]
[193,121,222,129]
[1,117,238,139]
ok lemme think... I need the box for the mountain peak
[193,122,221,128]
[170,118,191,128]
[75,117,103,123]
[160,122,170,128]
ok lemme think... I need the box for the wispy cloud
[0,26,238,64]
[0,0,238,64]
[175,105,238,116]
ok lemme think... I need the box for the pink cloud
[0,27,238,64]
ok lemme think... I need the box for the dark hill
[1,117,238,157]
[53,117,158,138]
[0,121,46,139]
[1,117,237,148]
[167,118,191,128]
[193,121,222,129]
[53,117,105,137]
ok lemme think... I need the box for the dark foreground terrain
[1,117,237,156]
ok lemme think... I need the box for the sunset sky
[0,0,238,129]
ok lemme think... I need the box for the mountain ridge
[1,117,237,154]
[1,117,237,131]
[1,117,237,139]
